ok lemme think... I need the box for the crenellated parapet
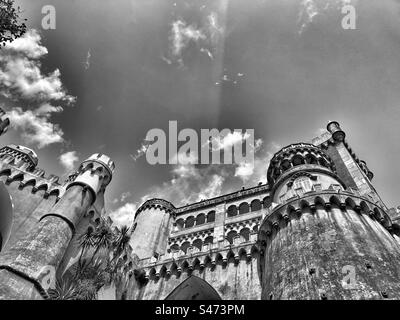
[66,153,115,203]
[259,189,393,240]
[267,143,336,186]
[135,198,176,219]
[0,145,38,171]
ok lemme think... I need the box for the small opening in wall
[309,267,316,275]
[320,293,328,300]
[269,293,273,300]
[381,291,389,299]
[365,262,372,270]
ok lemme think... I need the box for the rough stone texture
[0,186,93,298]
[0,269,43,300]
[0,177,56,252]
[129,207,173,260]
[261,205,400,299]
[128,258,261,300]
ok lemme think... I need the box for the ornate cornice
[175,183,270,215]
[135,198,176,218]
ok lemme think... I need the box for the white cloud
[167,11,224,66]
[235,142,281,184]
[59,151,79,172]
[108,202,137,227]
[298,0,358,34]
[84,49,91,70]
[0,29,76,149]
[130,141,151,162]
[7,106,65,148]
[0,29,75,103]
[210,131,251,151]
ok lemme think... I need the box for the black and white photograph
[1,0,400,310]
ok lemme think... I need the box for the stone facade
[0,114,400,300]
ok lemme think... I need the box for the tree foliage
[47,218,133,300]
[0,0,27,47]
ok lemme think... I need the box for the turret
[129,198,175,260]
[259,143,400,300]
[0,153,115,299]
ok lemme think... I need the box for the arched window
[192,239,202,251]
[204,236,213,246]
[227,205,237,217]
[292,155,305,166]
[185,216,195,228]
[175,218,185,231]
[195,214,206,226]
[263,196,271,209]
[240,228,250,242]
[294,176,312,192]
[207,211,215,223]
[250,199,262,212]
[181,241,191,254]
[239,202,249,215]
[226,230,238,244]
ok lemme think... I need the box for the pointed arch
[165,275,222,300]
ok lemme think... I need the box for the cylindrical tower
[129,198,175,260]
[259,143,400,300]
[0,153,115,299]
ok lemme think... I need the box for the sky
[2,0,400,226]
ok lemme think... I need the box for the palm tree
[87,219,114,266]
[48,278,79,300]
[77,227,95,265]
[111,225,130,262]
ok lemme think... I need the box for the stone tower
[129,199,175,260]
[258,122,400,299]
[0,153,115,299]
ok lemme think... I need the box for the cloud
[7,106,65,148]
[0,29,76,148]
[84,49,91,70]
[59,151,79,171]
[167,11,224,66]
[130,141,152,162]
[297,0,358,34]
[108,202,137,227]
[210,131,251,151]
[0,29,75,103]
[235,142,281,184]
[142,162,227,207]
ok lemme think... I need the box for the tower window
[294,177,312,192]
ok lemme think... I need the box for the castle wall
[129,207,173,260]
[128,257,261,300]
[0,174,59,251]
[261,203,400,299]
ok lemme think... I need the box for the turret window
[294,177,312,192]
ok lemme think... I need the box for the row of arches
[146,244,260,281]
[169,236,214,254]
[227,197,270,217]
[259,193,392,238]
[175,211,215,230]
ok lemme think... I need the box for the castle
[0,109,400,300]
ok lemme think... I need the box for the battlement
[267,143,335,185]
[0,145,39,171]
